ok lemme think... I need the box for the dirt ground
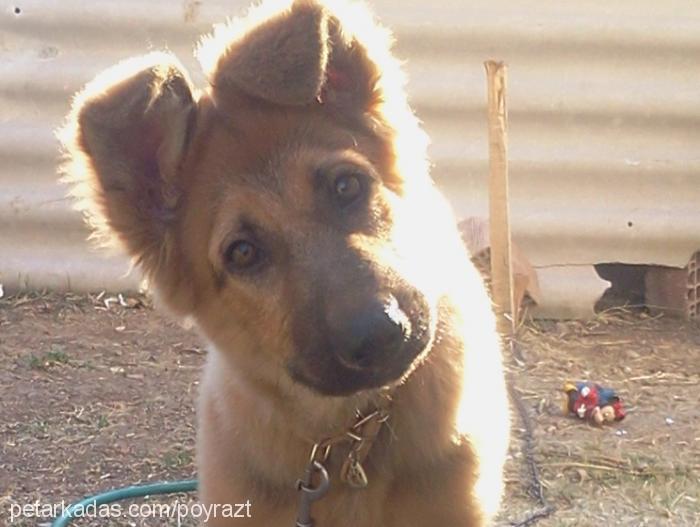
[0,292,698,526]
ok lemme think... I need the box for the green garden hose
[51,479,197,527]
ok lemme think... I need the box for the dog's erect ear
[198,0,385,112]
[59,52,196,293]
[201,0,329,106]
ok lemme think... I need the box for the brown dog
[60,1,509,525]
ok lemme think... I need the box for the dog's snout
[334,295,408,370]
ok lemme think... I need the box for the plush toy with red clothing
[563,381,626,425]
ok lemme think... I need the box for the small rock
[624,349,640,360]
[665,417,674,425]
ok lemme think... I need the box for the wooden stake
[485,60,515,337]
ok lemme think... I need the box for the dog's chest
[303,482,390,527]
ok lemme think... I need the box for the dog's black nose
[334,295,407,370]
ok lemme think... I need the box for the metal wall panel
[1,0,699,316]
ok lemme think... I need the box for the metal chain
[293,396,392,527]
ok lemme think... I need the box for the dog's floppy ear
[59,52,196,302]
[198,0,385,112]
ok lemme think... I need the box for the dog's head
[61,0,457,396]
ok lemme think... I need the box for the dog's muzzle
[332,294,410,371]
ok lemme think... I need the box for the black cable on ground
[507,339,556,527]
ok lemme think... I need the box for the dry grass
[499,309,700,526]
[0,292,201,526]
[1,293,698,526]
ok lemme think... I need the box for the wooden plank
[484,60,515,336]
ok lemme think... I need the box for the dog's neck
[203,297,466,488]
[211,347,382,440]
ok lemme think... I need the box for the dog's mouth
[287,342,431,397]
[287,292,435,397]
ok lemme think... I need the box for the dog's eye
[332,172,364,207]
[224,240,261,271]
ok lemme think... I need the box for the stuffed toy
[563,381,625,425]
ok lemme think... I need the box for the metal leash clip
[295,457,330,527]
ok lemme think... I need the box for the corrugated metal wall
[1,0,699,317]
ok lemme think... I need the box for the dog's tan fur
[60,1,509,525]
